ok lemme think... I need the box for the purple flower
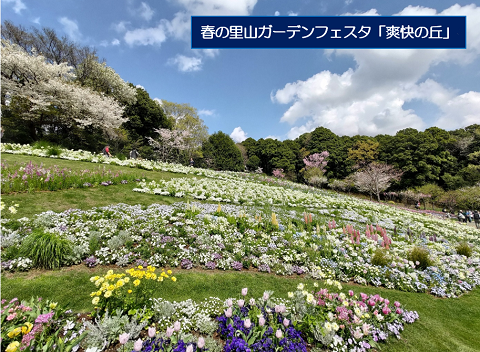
[35,311,54,323]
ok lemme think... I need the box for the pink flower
[119,333,130,344]
[283,318,289,327]
[244,318,252,329]
[197,337,205,349]
[173,321,181,332]
[249,298,256,306]
[348,290,354,297]
[367,300,376,307]
[6,313,16,321]
[241,288,248,296]
[396,308,403,314]
[394,301,401,308]
[186,345,193,352]
[384,299,390,306]
[263,292,269,300]
[148,327,156,338]
[259,316,265,326]
[382,306,391,315]
[134,338,143,351]
[225,308,232,318]
[166,327,174,338]
[238,299,244,308]
[275,329,283,339]
[226,299,233,307]
[360,293,368,301]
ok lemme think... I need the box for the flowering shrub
[90,266,177,317]
[0,297,85,352]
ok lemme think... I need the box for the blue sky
[2,0,480,142]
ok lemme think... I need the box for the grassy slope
[1,154,191,218]
[1,267,479,352]
[1,153,480,352]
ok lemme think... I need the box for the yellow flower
[128,290,132,294]
[92,297,100,305]
[116,279,125,288]
[7,327,22,338]
[167,270,172,275]
[107,270,113,275]
[96,290,102,296]
[6,341,20,352]
[90,292,97,297]
[104,290,113,298]
[108,285,115,291]
[158,277,164,282]
[22,322,33,335]
[124,277,130,283]
[133,279,141,286]
[171,276,177,282]
[151,274,157,280]
[137,265,143,269]
[50,302,58,309]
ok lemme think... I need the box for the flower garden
[1,143,479,352]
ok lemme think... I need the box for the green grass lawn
[2,266,479,352]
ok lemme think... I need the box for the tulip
[283,318,289,327]
[276,329,283,339]
[166,327,174,337]
[249,298,256,306]
[186,345,193,352]
[242,288,248,296]
[263,292,269,300]
[148,326,156,338]
[259,316,265,326]
[174,321,181,332]
[225,307,232,318]
[119,332,130,344]
[197,336,205,349]
[238,299,245,308]
[133,339,143,351]
[226,299,233,307]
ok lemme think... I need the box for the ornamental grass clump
[89,266,177,317]
[456,242,473,257]
[408,246,432,270]
[20,229,72,270]
[371,248,391,267]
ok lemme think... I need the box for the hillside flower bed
[1,274,419,352]
[1,160,137,193]
[1,202,479,298]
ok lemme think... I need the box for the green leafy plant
[20,229,73,269]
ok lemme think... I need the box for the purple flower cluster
[231,261,243,271]
[121,180,129,184]
[181,259,193,270]
[130,336,203,352]
[291,265,304,275]
[84,256,98,268]
[258,263,271,273]
[205,261,216,270]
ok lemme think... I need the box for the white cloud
[345,0,353,5]
[111,38,120,46]
[265,135,279,140]
[288,11,298,16]
[198,109,215,116]
[138,2,155,21]
[112,21,130,33]
[32,17,41,25]
[3,0,26,14]
[272,4,480,139]
[274,11,280,16]
[58,17,82,41]
[230,127,248,143]
[136,84,145,90]
[124,23,168,46]
[153,98,163,105]
[202,49,220,58]
[168,55,202,72]
[99,40,109,47]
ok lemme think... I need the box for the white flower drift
[1,40,127,131]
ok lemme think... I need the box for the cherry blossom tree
[1,40,128,136]
[352,162,403,202]
[303,151,329,187]
[147,128,190,162]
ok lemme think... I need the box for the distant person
[415,201,421,210]
[458,210,465,223]
[102,145,111,158]
[465,210,473,223]
[474,210,480,229]
[130,149,140,160]
[189,158,194,167]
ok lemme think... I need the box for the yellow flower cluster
[89,266,177,305]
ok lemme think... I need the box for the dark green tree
[202,131,244,171]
